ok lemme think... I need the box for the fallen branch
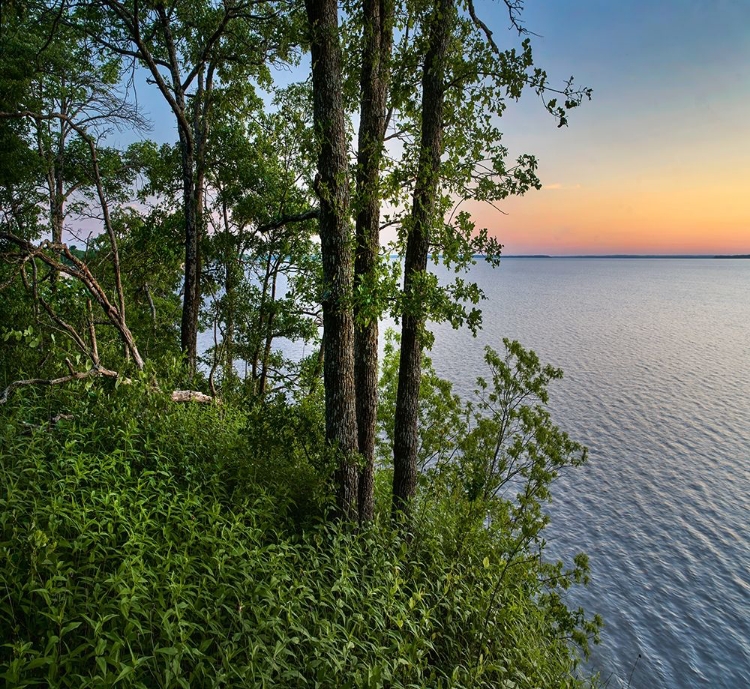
[170,390,217,404]
[0,365,122,404]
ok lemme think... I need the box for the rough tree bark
[156,8,213,379]
[392,0,455,518]
[178,124,201,376]
[44,100,66,245]
[306,0,360,520]
[354,0,394,523]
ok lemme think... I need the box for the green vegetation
[1,0,598,685]
[1,342,599,687]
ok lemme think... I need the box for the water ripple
[430,258,750,688]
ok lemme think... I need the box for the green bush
[1,352,597,687]
[0,389,423,687]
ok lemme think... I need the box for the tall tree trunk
[179,132,200,376]
[49,94,68,246]
[52,146,64,244]
[259,259,279,396]
[40,102,66,283]
[177,75,211,377]
[251,253,273,390]
[306,0,359,520]
[392,0,454,518]
[183,66,212,377]
[221,194,236,384]
[153,4,213,378]
[354,0,394,523]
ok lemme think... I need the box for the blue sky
[112,0,750,254]
[469,0,750,253]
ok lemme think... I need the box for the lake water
[199,257,750,687]
[428,258,750,688]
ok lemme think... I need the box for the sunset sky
[122,0,750,256]
[469,0,750,255]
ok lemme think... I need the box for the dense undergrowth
[1,350,600,688]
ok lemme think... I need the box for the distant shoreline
[389,253,750,260]
[494,254,750,260]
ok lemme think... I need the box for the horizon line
[497,253,750,259]
[384,253,750,259]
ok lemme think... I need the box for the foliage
[380,331,602,665]
[0,2,599,687]
[1,366,597,688]
[93,208,184,362]
[200,99,322,396]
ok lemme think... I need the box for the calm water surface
[199,257,749,686]
[429,258,750,688]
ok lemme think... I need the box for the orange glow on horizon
[468,177,750,255]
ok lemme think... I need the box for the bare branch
[256,209,320,234]
[1,230,144,369]
[466,0,529,50]
[87,299,100,365]
[0,366,121,405]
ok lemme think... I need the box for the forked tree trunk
[306,0,360,520]
[392,0,455,518]
[354,0,394,523]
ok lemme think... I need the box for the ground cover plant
[1,0,599,685]
[1,344,600,688]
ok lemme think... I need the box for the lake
[198,256,750,687]
[428,258,750,688]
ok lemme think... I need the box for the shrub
[1,342,598,687]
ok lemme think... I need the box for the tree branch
[0,366,121,405]
[256,209,320,234]
[1,230,144,369]
[466,0,529,51]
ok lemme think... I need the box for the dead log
[170,390,217,404]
